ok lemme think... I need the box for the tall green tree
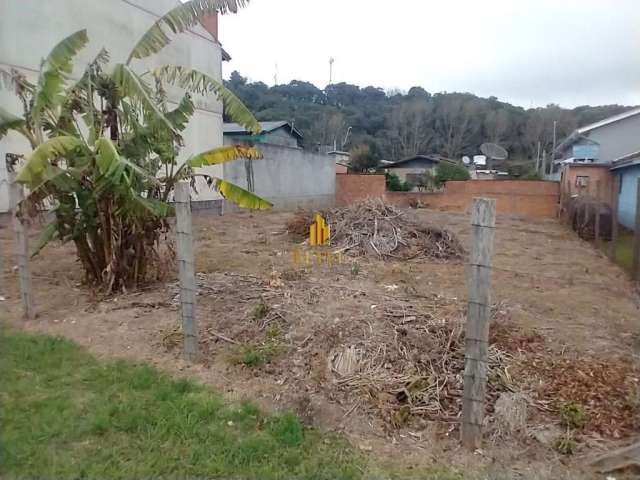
[223,75,632,162]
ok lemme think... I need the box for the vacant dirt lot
[3,207,639,478]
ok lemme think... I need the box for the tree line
[225,71,633,167]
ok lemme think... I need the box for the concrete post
[8,167,35,320]
[175,181,198,360]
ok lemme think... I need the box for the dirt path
[3,208,639,478]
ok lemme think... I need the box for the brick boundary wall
[336,173,386,206]
[335,175,560,218]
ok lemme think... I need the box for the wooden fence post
[583,188,590,238]
[462,197,496,449]
[175,181,198,361]
[8,165,35,320]
[632,178,640,281]
[609,175,619,261]
[594,180,601,244]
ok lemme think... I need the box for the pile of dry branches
[328,302,514,429]
[288,198,464,260]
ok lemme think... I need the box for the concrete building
[554,107,640,166]
[1,0,229,212]
[223,121,335,210]
[223,121,302,148]
[611,152,640,231]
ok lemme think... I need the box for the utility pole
[550,120,557,175]
[341,126,352,150]
[535,141,541,174]
[329,57,334,85]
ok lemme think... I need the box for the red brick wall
[387,180,559,218]
[335,174,386,206]
[200,14,219,41]
[335,175,560,218]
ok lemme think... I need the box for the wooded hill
[225,71,633,168]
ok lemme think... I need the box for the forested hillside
[225,71,633,164]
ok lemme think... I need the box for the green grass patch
[599,232,634,272]
[0,328,468,479]
[228,341,285,368]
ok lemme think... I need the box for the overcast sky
[220,0,640,108]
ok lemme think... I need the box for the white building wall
[222,143,336,210]
[587,114,640,163]
[0,0,225,212]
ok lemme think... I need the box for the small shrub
[385,172,412,191]
[554,430,577,455]
[238,347,265,367]
[433,162,470,187]
[559,401,588,429]
[351,262,361,276]
[229,341,284,368]
[265,324,282,339]
[251,298,269,320]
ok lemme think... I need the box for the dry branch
[289,198,465,260]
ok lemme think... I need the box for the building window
[575,176,589,188]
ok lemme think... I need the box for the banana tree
[1,0,272,293]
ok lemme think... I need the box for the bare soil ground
[3,208,639,478]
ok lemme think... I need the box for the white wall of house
[585,114,640,163]
[0,0,225,212]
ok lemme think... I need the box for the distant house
[384,154,452,187]
[223,121,303,148]
[611,151,640,231]
[555,108,640,231]
[555,107,640,166]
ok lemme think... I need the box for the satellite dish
[480,143,508,161]
[462,156,471,165]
